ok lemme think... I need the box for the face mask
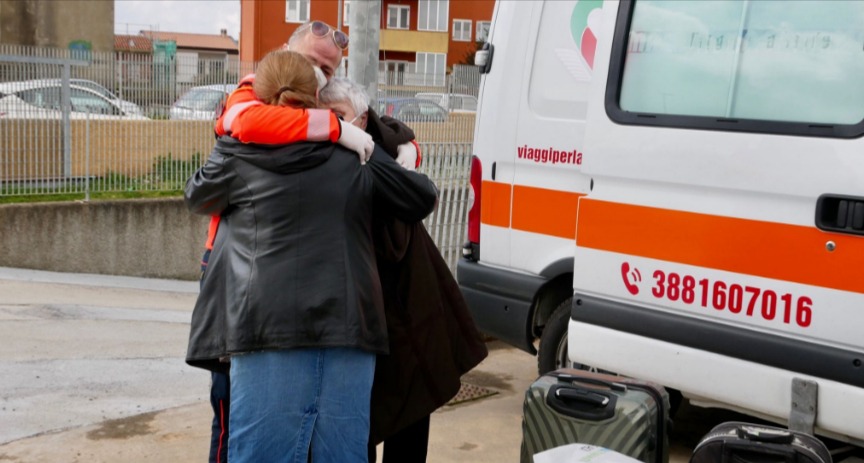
[313,66,327,92]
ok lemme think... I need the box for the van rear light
[463,155,482,260]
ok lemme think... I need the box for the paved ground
[0,266,749,463]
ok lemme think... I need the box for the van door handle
[816,194,864,236]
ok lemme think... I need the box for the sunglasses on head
[308,21,349,50]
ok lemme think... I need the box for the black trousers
[202,249,230,463]
[208,370,230,463]
[368,414,430,463]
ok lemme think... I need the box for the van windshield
[619,0,864,125]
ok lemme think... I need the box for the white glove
[338,119,374,165]
[395,141,418,171]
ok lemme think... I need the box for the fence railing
[0,44,479,270]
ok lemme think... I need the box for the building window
[453,19,471,41]
[416,52,446,86]
[343,1,350,26]
[477,21,491,42]
[387,5,410,30]
[336,59,347,78]
[380,60,411,86]
[285,0,310,23]
[418,0,448,32]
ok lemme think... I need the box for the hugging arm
[184,150,237,216]
[218,85,372,161]
[367,147,438,223]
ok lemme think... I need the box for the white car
[31,79,145,116]
[0,81,148,120]
[169,84,236,121]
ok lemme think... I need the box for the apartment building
[141,30,239,84]
[240,0,493,84]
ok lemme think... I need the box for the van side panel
[458,1,541,353]
[458,0,603,358]
[472,0,535,267]
[510,0,595,271]
[572,0,864,443]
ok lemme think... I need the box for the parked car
[415,92,477,113]
[377,97,448,122]
[169,84,236,121]
[0,80,148,120]
[36,79,144,116]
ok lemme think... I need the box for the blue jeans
[228,348,376,463]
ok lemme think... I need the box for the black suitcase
[690,422,832,463]
[520,369,670,463]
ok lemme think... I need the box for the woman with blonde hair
[252,49,325,108]
[185,49,438,463]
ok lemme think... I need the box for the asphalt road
[0,266,787,463]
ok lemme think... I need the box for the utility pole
[348,0,380,107]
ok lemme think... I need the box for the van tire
[537,298,572,374]
[537,298,681,416]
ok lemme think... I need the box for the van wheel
[537,298,572,375]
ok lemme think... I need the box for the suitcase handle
[555,386,610,406]
[552,373,628,392]
[737,425,795,444]
[545,384,617,421]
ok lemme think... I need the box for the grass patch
[0,152,201,204]
[0,189,183,204]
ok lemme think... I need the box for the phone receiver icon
[620,262,641,295]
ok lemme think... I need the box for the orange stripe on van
[480,180,512,227]
[481,182,584,239]
[577,199,864,294]
[512,185,583,239]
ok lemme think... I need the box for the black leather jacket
[184,136,438,370]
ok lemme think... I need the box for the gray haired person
[319,78,419,169]
[318,77,488,463]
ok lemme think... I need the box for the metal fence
[0,44,478,269]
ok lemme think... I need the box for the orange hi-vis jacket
[215,73,342,143]
[205,74,342,250]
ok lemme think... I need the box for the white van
[458,0,864,445]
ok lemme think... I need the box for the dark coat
[365,110,489,444]
[369,219,489,444]
[184,137,438,370]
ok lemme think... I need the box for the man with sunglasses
[287,21,349,80]
[202,20,419,463]
[283,21,419,168]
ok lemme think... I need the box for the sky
[114,0,241,39]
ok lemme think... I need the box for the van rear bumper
[457,259,546,354]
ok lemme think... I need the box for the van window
[612,0,864,134]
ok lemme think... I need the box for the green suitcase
[520,369,670,463]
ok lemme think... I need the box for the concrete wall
[0,198,208,280]
[0,0,114,52]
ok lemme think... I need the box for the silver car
[169,84,236,121]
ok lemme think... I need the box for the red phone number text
[651,270,812,328]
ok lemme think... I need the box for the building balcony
[379,29,448,54]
